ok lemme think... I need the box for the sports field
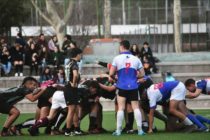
[0,110,210,140]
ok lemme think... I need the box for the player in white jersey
[109,40,145,136]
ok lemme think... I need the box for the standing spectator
[110,40,145,136]
[64,42,77,65]
[62,34,72,52]
[140,42,158,73]
[48,35,58,52]
[52,46,62,68]
[130,44,140,58]
[10,43,24,77]
[35,34,48,51]
[15,32,26,49]
[39,66,52,83]
[0,46,12,76]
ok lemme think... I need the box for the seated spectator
[53,66,66,85]
[15,32,26,49]
[35,33,48,51]
[39,66,52,83]
[48,35,58,52]
[0,46,12,76]
[64,41,77,65]
[27,36,35,48]
[140,42,158,73]
[39,46,50,72]
[142,56,152,75]
[10,43,24,77]
[130,44,140,58]
[52,46,62,68]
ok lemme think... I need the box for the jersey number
[154,83,163,90]
[125,63,131,73]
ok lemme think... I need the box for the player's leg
[1,107,20,136]
[130,90,145,135]
[113,90,126,136]
[123,102,134,133]
[65,105,77,136]
[39,106,50,119]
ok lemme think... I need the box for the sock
[89,112,97,130]
[2,127,8,132]
[116,110,124,132]
[127,112,134,130]
[19,64,23,73]
[183,117,193,125]
[15,65,18,73]
[196,115,210,124]
[34,117,49,128]
[134,109,143,131]
[187,114,206,128]
[16,119,35,129]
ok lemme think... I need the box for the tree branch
[64,0,74,24]
[46,0,61,26]
[30,0,53,25]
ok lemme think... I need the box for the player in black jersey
[0,77,46,136]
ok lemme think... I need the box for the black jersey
[96,77,116,100]
[0,86,33,105]
[65,59,80,84]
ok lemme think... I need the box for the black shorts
[64,85,79,105]
[37,97,52,109]
[116,88,139,101]
[0,99,13,114]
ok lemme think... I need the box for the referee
[109,40,145,136]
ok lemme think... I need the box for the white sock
[134,109,142,131]
[183,117,193,125]
[116,110,124,132]
[23,119,36,126]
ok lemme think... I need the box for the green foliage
[0,0,29,34]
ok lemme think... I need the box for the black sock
[127,112,134,130]
[89,116,97,130]
[19,64,23,73]
[2,127,8,132]
[15,65,18,73]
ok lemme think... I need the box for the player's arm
[99,83,116,92]
[71,69,79,87]
[148,108,155,133]
[186,88,202,99]
[109,66,116,81]
[137,59,145,78]
[25,87,46,102]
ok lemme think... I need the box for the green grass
[0,110,210,140]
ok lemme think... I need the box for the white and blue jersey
[147,81,185,109]
[112,51,143,90]
[196,79,210,95]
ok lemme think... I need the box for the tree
[0,0,29,35]
[104,0,111,38]
[174,0,182,53]
[30,0,74,49]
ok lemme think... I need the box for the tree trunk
[174,0,182,53]
[104,0,111,38]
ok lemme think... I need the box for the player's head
[120,40,130,52]
[185,79,196,92]
[88,80,100,95]
[22,77,38,90]
[70,47,82,61]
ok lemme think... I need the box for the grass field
[0,110,210,140]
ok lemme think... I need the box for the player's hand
[108,76,114,83]
[137,78,146,83]
[52,84,58,88]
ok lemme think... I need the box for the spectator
[53,66,66,85]
[39,46,50,72]
[39,66,52,83]
[130,44,140,57]
[140,42,158,73]
[142,56,152,75]
[10,43,24,77]
[0,46,12,76]
[35,33,48,51]
[15,32,26,49]
[64,41,77,65]
[48,35,58,52]
[52,46,62,67]
[27,43,39,76]
[62,34,72,52]
[27,36,35,48]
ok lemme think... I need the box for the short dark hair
[65,34,72,41]
[89,80,100,89]
[120,40,130,50]
[22,77,38,85]
[70,48,82,58]
[143,41,149,45]
[185,79,195,87]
